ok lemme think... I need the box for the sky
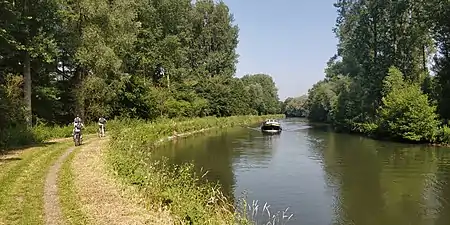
[222,0,339,101]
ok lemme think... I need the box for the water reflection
[150,118,450,225]
[152,126,278,202]
[307,126,450,225]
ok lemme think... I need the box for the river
[152,118,450,225]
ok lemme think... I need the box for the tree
[378,67,439,141]
[283,95,308,117]
[0,0,60,126]
[306,0,450,143]
[0,0,283,141]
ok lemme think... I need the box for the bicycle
[98,123,105,137]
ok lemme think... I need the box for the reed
[236,192,294,225]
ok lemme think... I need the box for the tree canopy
[0,0,281,138]
[303,0,450,143]
[281,95,308,117]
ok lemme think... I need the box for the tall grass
[236,192,294,225]
[1,123,97,151]
[106,115,285,224]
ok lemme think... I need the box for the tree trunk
[74,67,85,119]
[23,51,32,127]
[422,44,426,72]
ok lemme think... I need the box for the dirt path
[43,145,75,225]
[2,135,172,225]
[71,138,173,225]
[0,141,72,224]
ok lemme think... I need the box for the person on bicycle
[98,116,107,136]
[73,115,84,140]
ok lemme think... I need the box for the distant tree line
[281,95,308,117]
[0,0,282,144]
[305,0,450,143]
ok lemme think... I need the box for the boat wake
[244,125,311,132]
[284,125,312,132]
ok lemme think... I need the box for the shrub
[436,125,450,144]
[378,67,439,142]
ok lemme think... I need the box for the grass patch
[1,123,97,151]
[68,138,171,224]
[0,144,49,180]
[58,147,91,225]
[0,141,72,224]
[107,115,284,224]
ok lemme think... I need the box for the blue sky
[222,0,339,100]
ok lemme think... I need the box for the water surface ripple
[152,118,450,225]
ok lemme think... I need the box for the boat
[260,119,282,134]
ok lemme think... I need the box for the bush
[352,122,379,136]
[436,125,450,144]
[378,67,439,142]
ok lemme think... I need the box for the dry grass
[69,138,174,225]
[58,146,91,225]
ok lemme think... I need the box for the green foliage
[303,0,450,144]
[106,115,284,224]
[282,95,308,117]
[378,68,439,142]
[306,80,338,123]
[0,74,26,127]
[241,74,280,115]
[1,0,281,146]
[436,125,450,144]
[0,74,31,149]
[0,122,96,151]
[331,77,367,131]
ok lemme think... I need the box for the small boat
[261,119,282,134]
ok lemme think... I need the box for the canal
[152,118,450,225]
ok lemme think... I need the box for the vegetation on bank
[281,95,308,117]
[0,123,97,151]
[107,115,284,224]
[0,0,281,137]
[283,0,450,144]
[1,0,282,149]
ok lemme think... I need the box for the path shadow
[0,157,22,162]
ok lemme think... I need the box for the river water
[152,118,450,225]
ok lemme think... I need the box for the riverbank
[312,120,450,147]
[107,115,284,224]
[0,115,283,224]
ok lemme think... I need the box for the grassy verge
[0,141,72,224]
[1,123,97,151]
[68,138,172,224]
[107,115,284,224]
[58,147,90,225]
